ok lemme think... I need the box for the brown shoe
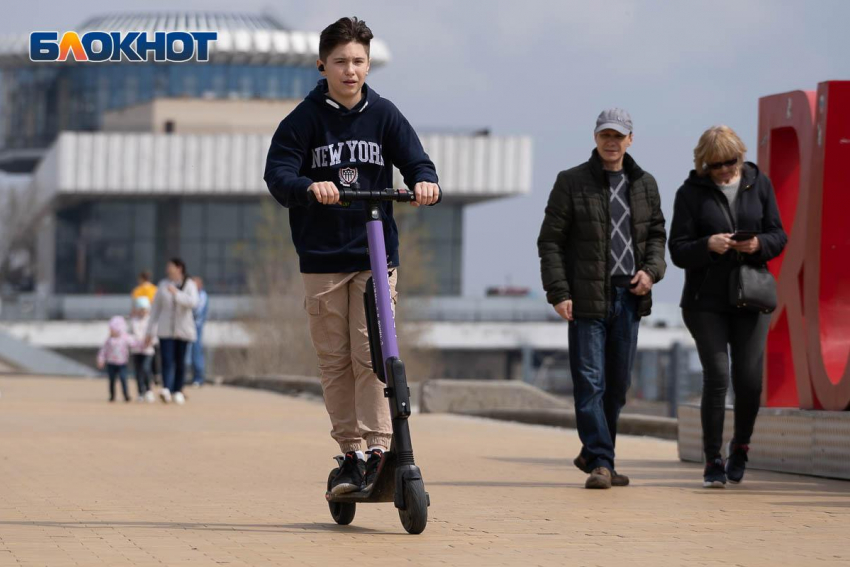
[611,471,630,487]
[576,454,629,485]
[573,453,589,472]
[585,467,612,489]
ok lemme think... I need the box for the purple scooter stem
[322,189,431,534]
[365,218,399,361]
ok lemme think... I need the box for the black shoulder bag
[711,190,777,314]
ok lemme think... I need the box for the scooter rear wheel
[398,478,428,534]
[327,469,356,525]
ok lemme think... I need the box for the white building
[0,12,531,297]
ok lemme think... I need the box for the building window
[55,198,263,294]
[2,63,317,154]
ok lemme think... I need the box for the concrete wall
[678,404,850,480]
[102,99,300,135]
[433,350,510,381]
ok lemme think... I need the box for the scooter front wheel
[398,478,428,534]
[327,469,356,525]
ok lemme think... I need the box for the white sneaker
[136,395,145,403]
[160,388,172,403]
[173,392,185,405]
[144,390,155,403]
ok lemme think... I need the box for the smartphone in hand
[731,231,758,242]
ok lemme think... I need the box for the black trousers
[132,354,153,396]
[683,309,770,461]
[151,345,161,385]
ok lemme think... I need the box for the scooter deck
[326,451,397,504]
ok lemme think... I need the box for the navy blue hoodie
[264,80,439,273]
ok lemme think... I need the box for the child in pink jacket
[97,316,137,402]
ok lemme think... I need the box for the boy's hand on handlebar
[308,182,340,205]
[411,182,440,206]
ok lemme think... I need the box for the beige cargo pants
[302,270,397,453]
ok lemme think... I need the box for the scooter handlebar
[306,187,441,204]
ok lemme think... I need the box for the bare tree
[216,198,316,378]
[217,197,441,382]
[0,177,39,291]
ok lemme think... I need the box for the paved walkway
[0,376,848,567]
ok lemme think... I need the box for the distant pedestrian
[130,296,156,403]
[187,276,209,387]
[131,270,157,307]
[97,316,136,403]
[132,270,160,386]
[145,258,199,405]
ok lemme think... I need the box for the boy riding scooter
[264,16,439,498]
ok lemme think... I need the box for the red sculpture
[759,81,850,410]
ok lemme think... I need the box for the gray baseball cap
[595,108,633,135]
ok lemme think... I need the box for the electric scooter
[312,187,432,535]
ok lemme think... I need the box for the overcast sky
[4,0,848,302]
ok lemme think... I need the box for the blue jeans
[568,286,640,472]
[107,364,130,401]
[185,324,205,385]
[160,339,188,393]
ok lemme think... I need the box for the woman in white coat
[146,258,198,405]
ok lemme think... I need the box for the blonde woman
[668,126,787,488]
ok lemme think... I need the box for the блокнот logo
[29,31,218,62]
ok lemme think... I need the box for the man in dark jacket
[537,108,667,489]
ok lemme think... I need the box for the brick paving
[0,375,847,566]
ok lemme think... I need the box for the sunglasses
[706,157,739,170]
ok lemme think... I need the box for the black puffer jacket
[537,150,667,319]
[668,162,787,312]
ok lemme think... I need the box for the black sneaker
[330,452,365,496]
[703,458,727,488]
[364,449,384,492]
[726,442,749,484]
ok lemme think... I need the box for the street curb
[465,408,678,440]
[219,375,324,398]
[217,376,678,440]
[420,378,569,414]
